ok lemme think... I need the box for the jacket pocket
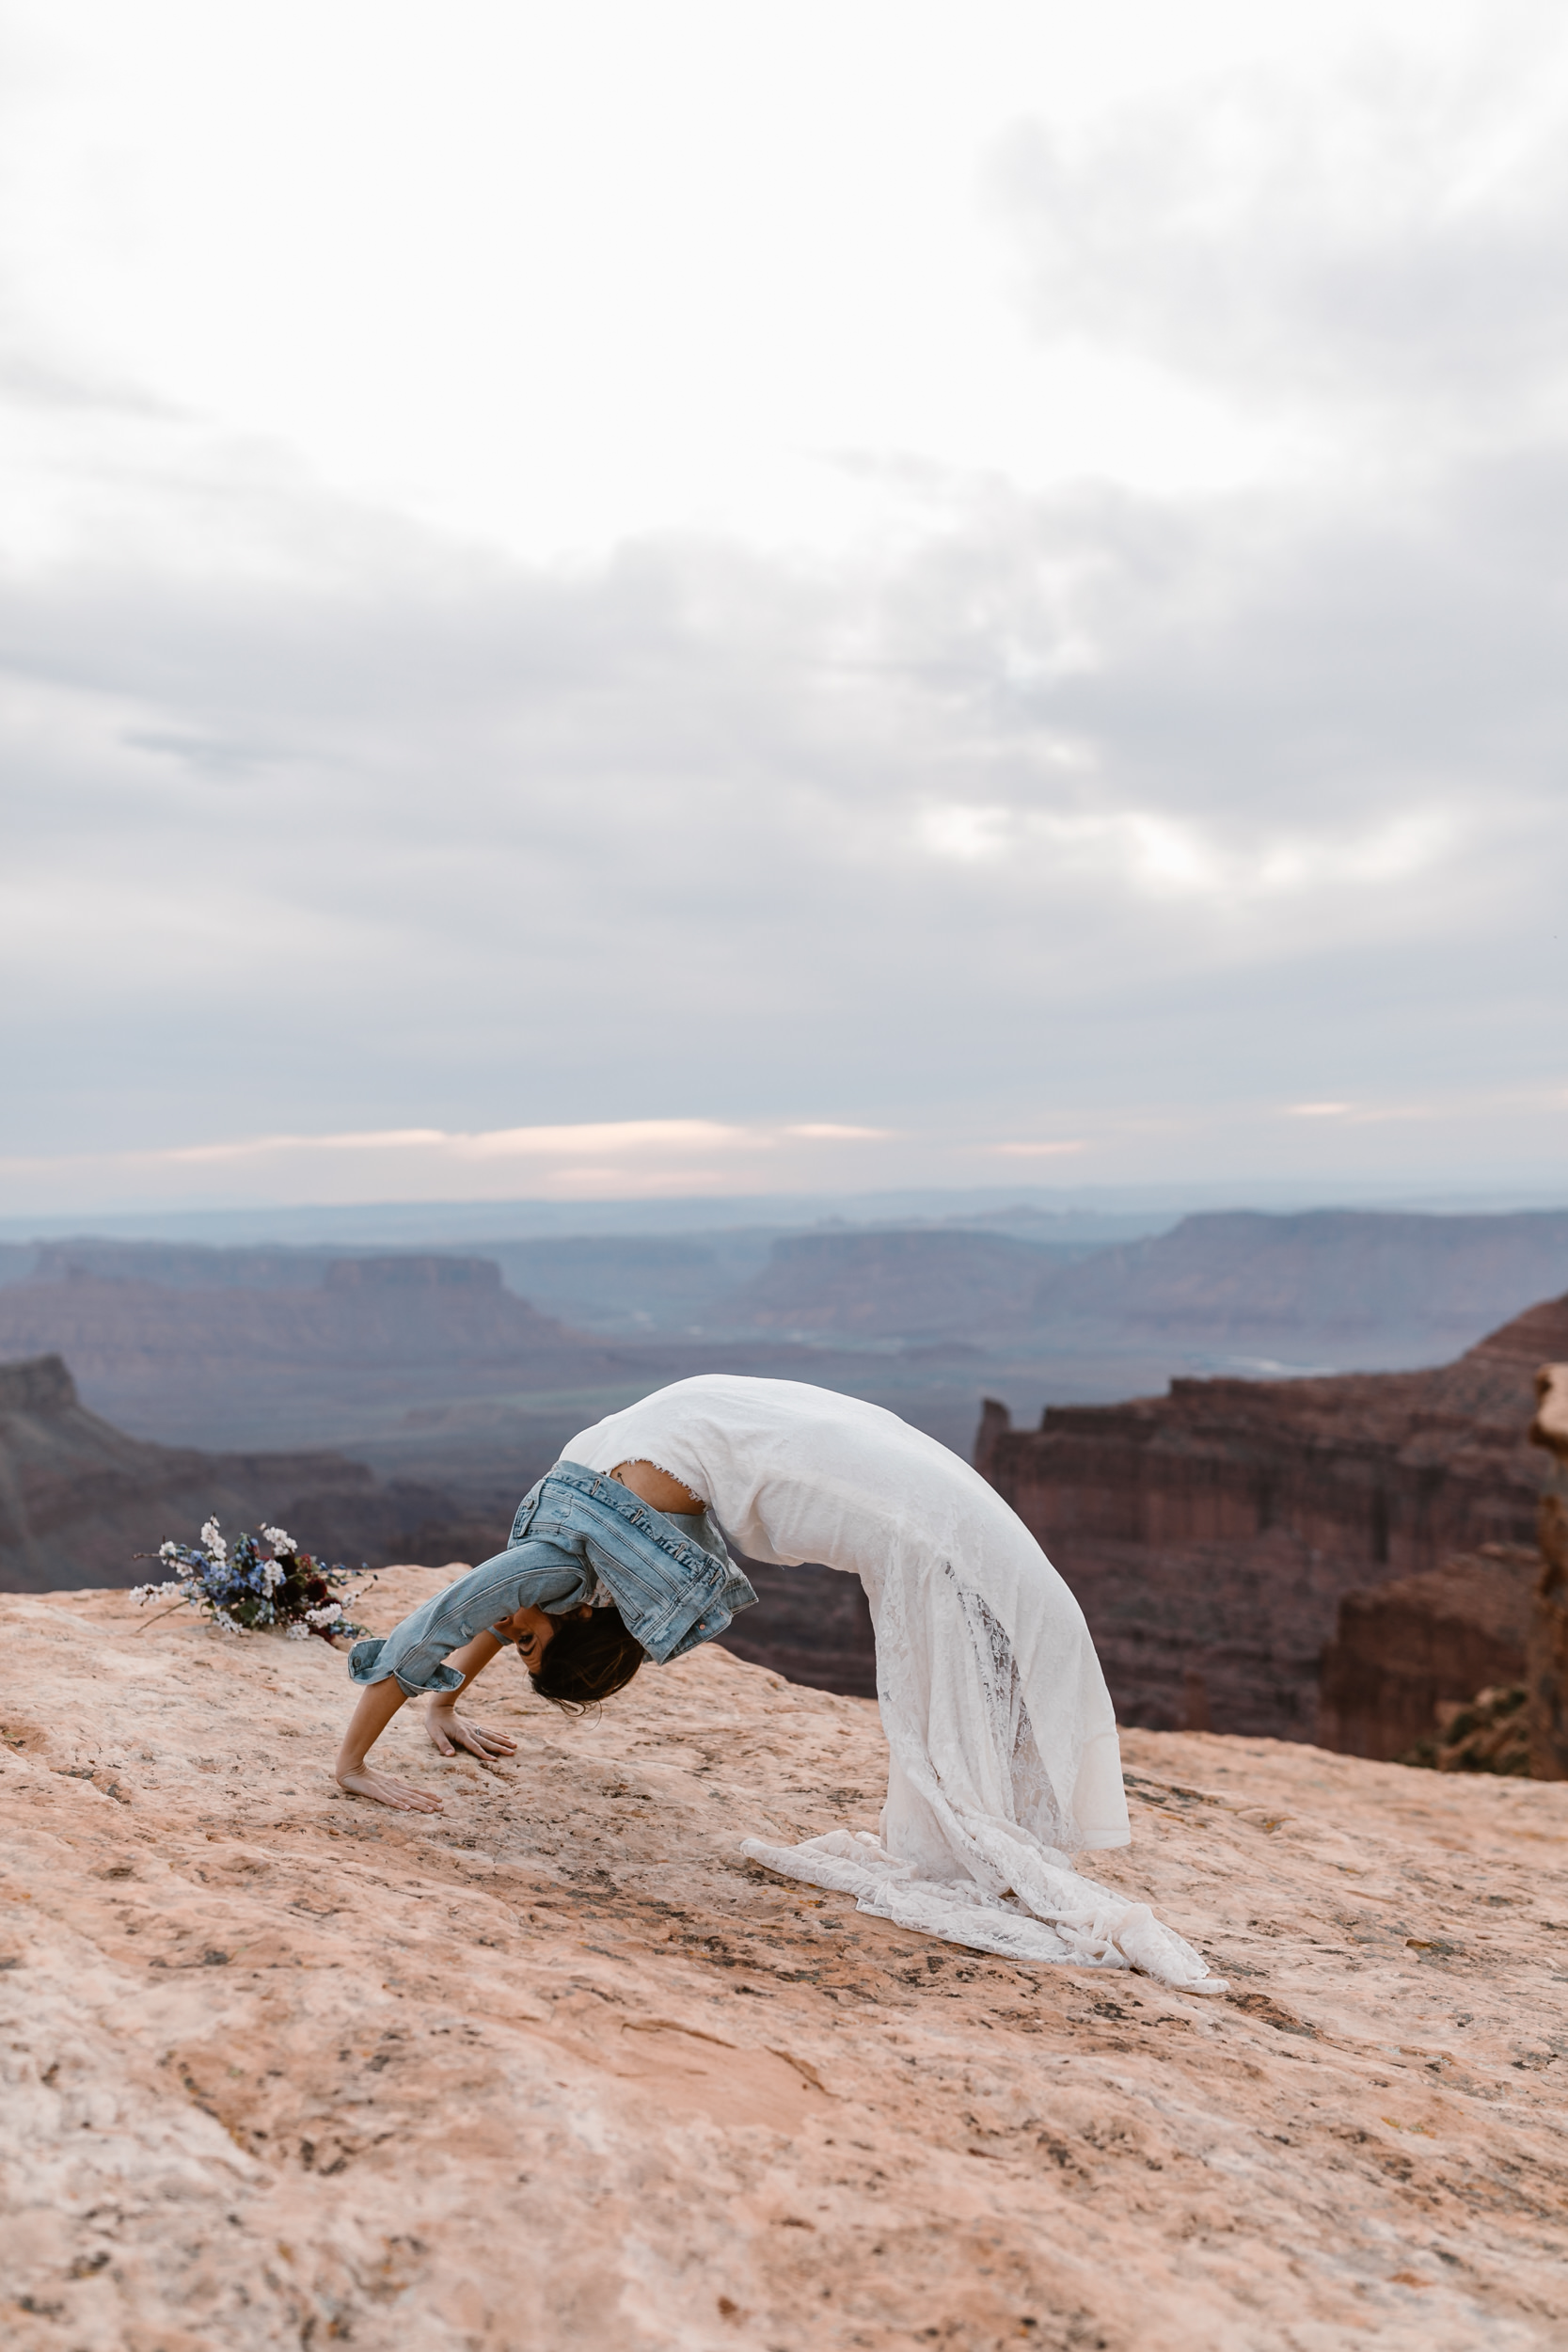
[509,1479,546,1547]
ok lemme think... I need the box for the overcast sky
[2,0,1566,1216]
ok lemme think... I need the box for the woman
[336,1375,1223,1992]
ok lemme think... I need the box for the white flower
[210,1606,246,1635]
[284,1622,311,1641]
[131,1578,186,1604]
[158,1539,180,1561]
[261,1524,295,1556]
[199,1518,228,1565]
[261,1560,284,1595]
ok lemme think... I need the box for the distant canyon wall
[0,1353,487,1594]
[1318,1548,1535,1761]
[975,1295,1567,1743]
[1312,1363,1568,1773]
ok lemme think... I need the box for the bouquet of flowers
[131,1518,372,1642]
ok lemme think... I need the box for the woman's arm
[335,1538,588,1807]
[334,1676,445,1813]
[423,1630,520,1761]
[336,1632,520,1809]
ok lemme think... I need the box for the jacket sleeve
[347,1540,591,1698]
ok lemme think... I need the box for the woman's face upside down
[491,1599,593,1667]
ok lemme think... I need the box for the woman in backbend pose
[335,1375,1223,1992]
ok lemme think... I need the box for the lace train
[741,1829,1226,1990]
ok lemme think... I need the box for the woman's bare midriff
[609,1458,705,1515]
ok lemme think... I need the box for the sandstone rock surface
[5,1566,1568,2350]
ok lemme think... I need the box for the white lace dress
[564,1375,1224,1993]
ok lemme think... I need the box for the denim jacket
[347,1459,758,1698]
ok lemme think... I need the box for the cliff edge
[4,1567,1568,2350]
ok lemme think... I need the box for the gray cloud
[3,428,1564,1173]
[991,40,1568,431]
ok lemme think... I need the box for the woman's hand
[425,1702,517,1763]
[335,1763,445,1814]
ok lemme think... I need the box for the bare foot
[336,1765,444,1813]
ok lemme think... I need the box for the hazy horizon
[4,1177,1568,1252]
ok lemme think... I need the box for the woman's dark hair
[527,1602,645,1711]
